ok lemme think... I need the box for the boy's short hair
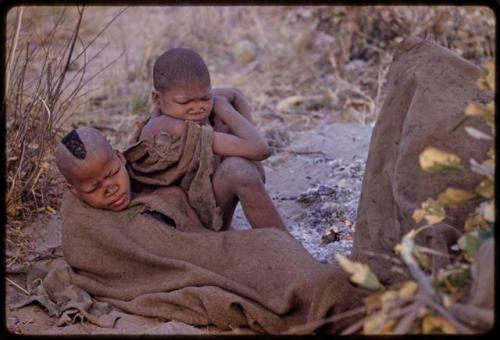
[153,48,211,92]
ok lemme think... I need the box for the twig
[6,277,31,296]
[283,305,367,334]
[6,6,24,96]
[340,296,415,335]
[416,294,474,334]
[340,312,373,335]
[400,229,437,300]
[51,6,84,106]
[370,303,417,334]
[391,302,422,334]
[414,245,452,258]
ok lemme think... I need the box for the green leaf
[335,254,383,290]
[458,231,481,261]
[419,147,462,174]
[478,227,493,241]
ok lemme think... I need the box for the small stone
[232,40,258,64]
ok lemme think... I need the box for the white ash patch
[289,156,366,263]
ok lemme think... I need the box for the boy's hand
[212,95,234,118]
[212,87,254,124]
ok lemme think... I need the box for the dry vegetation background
[5,6,495,267]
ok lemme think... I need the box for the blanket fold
[15,187,364,334]
[124,118,223,231]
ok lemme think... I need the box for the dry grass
[5,5,495,265]
[5,6,125,266]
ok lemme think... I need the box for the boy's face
[68,150,132,211]
[152,81,214,124]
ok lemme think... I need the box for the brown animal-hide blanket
[351,37,492,285]
[124,118,223,231]
[15,187,365,334]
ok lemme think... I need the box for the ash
[289,156,365,264]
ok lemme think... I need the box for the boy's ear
[151,90,160,106]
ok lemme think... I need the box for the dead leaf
[412,209,426,224]
[419,198,446,225]
[475,178,494,198]
[422,315,456,334]
[363,312,396,334]
[398,281,419,298]
[464,212,488,232]
[419,147,462,174]
[437,188,477,208]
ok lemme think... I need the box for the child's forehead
[72,149,117,179]
[165,82,211,97]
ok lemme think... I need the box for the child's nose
[105,183,119,196]
[192,102,207,113]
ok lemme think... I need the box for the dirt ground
[6,120,372,335]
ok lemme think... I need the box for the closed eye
[85,186,98,194]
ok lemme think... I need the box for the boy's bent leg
[212,157,287,232]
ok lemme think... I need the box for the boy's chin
[192,119,207,125]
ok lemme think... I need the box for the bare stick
[417,294,474,334]
[399,229,437,300]
[283,305,367,334]
[370,303,417,334]
[6,277,31,296]
[6,6,24,96]
[391,302,422,334]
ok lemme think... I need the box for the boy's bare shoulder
[140,115,184,140]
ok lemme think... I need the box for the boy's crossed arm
[211,87,267,182]
[211,87,254,124]
[141,95,270,161]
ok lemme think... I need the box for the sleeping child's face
[152,81,214,125]
[68,150,132,211]
[56,128,132,211]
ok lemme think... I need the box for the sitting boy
[125,48,286,232]
[52,127,364,334]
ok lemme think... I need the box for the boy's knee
[217,157,263,189]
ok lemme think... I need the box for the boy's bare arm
[211,96,270,161]
[212,87,267,182]
[140,97,270,161]
[211,87,253,123]
[139,114,184,141]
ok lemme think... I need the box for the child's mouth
[109,192,128,209]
